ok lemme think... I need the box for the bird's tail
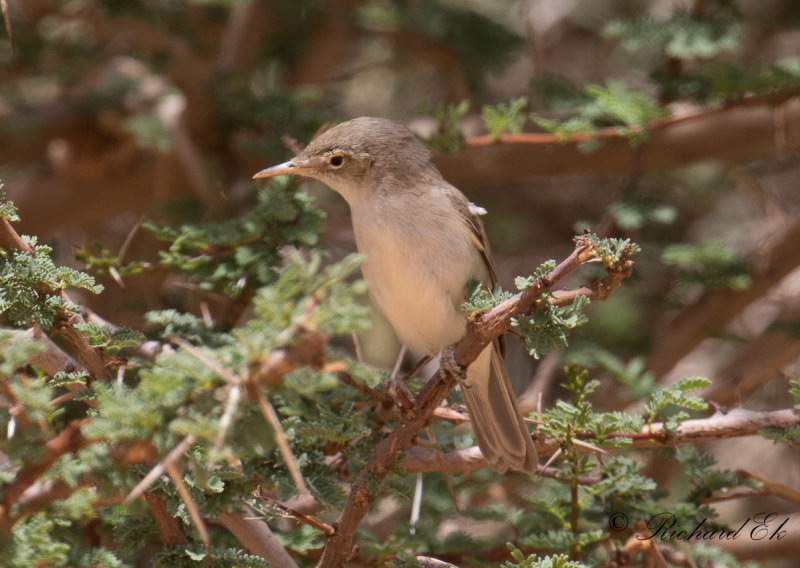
[459,343,538,474]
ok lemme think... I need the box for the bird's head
[253,117,438,202]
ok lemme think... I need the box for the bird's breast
[349,200,479,354]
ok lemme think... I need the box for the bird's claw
[386,377,416,412]
[440,347,466,382]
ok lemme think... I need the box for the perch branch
[316,237,635,568]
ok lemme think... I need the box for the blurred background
[2,1,800,563]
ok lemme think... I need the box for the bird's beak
[252,160,301,180]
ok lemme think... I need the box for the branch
[433,95,800,185]
[144,492,189,547]
[0,217,33,254]
[621,407,800,447]
[402,408,800,473]
[9,327,79,378]
[0,213,112,381]
[316,237,635,568]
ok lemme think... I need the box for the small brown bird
[254,117,537,473]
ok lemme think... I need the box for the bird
[253,116,537,473]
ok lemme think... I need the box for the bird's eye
[328,154,345,168]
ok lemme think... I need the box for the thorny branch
[316,236,634,568]
[402,408,800,475]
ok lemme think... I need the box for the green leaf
[608,199,678,230]
[585,80,670,139]
[0,242,102,330]
[482,97,528,141]
[515,260,557,290]
[604,10,742,60]
[644,376,711,425]
[514,295,590,359]
[421,100,469,153]
[662,240,750,292]
[0,186,20,222]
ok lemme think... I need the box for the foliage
[608,196,678,231]
[662,240,751,292]
[2,1,800,567]
[0,185,19,222]
[530,80,669,146]
[421,100,470,153]
[644,376,711,431]
[513,295,590,360]
[77,177,325,298]
[604,8,743,60]
[482,97,528,141]
[0,238,103,330]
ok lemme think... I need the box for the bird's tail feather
[460,343,538,474]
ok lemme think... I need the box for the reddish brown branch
[0,218,33,254]
[434,96,800,186]
[144,492,189,547]
[254,488,335,536]
[1,213,112,381]
[316,238,635,567]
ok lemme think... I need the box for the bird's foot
[385,377,415,412]
[440,347,466,382]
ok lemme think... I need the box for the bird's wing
[443,185,505,355]
[443,186,499,287]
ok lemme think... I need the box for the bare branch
[253,389,310,497]
[403,408,800,473]
[144,492,189,547]
[124,435,197,505]
[166,461,210,548]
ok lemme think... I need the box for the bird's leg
[386,345,415,411]
[390,345,407,380]
[402,354,433,383]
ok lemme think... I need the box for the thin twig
[337,371,388,403]
[123,434,197,505]
[170,334,238,385]
[211,384,241,461]
[254,390,310,496]
[253,487,335,536]
[166,461,210,548]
